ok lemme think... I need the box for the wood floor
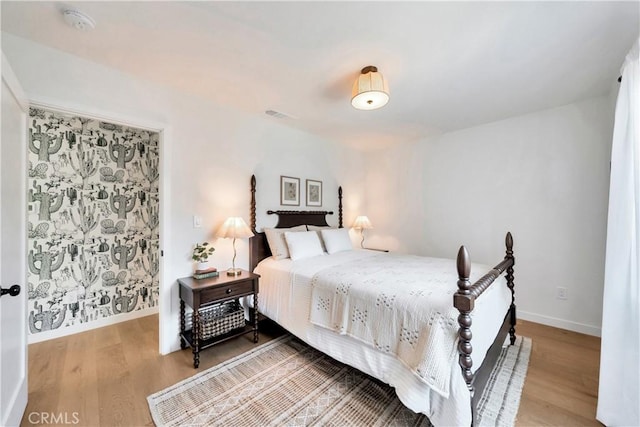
[21,315,601,426]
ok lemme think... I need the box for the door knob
[0,285,20,298]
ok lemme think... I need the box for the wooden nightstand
[178,270,259,368]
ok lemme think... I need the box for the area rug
[148,335,531,427]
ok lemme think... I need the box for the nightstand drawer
[201,280,254,303]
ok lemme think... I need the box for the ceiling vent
[63,9,96,31]
[265,110,296,120]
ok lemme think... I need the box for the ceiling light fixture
[351,66,389,110]
[63,9,96,31]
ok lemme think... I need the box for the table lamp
[217,217,254,276]
[352,215,373,248]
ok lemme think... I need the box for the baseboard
[518,310,601,337]
[27,307,159,344]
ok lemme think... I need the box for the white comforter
[254,250,511,426]
[310,254,466,398]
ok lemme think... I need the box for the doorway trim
[1,51,29,427]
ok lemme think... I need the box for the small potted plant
[192,242,215,272]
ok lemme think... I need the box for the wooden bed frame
[247,174,516,425]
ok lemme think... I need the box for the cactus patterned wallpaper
[27,107,160,335]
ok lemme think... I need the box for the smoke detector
[63,9,96,31]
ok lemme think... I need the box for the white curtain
[597,36,640,427]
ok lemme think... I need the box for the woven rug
[148,335,531,427]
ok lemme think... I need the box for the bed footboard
[453,232,516,404]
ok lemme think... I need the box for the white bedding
[254,250,511,426]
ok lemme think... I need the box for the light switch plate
[193,215,202,228]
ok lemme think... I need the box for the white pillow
[306,225,335,252]
[284,231,324,261]
[264,225,307,260]
[306,225,333,231]
[321,228,353,254]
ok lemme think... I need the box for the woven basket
[198,300,245,340]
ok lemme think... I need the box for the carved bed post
[453,232,516,425]
[250,175,257,232]
[338,186,343,228]
[249,175,259,272]
[505,231,516,344]
[454,246,474,394]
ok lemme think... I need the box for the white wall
[365,97,614,336]
[2,33,366,351]
[4,31,615,343]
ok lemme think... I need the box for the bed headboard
[248,175,343,272]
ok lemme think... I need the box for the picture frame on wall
[280,176,300,206]
[306,179,323,207]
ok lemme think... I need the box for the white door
[0,58,28,426]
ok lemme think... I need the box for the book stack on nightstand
[193,267,219,280]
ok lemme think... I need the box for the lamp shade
[351,66,389,110]
[217,217,254,239]
[352,215,373,230]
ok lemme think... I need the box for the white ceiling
[2,1,638,149]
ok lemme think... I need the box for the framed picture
[280,176,300,206]
[306,179,322,207]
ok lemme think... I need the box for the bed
[247,175,516,426]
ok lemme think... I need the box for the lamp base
[226,268,242,277]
